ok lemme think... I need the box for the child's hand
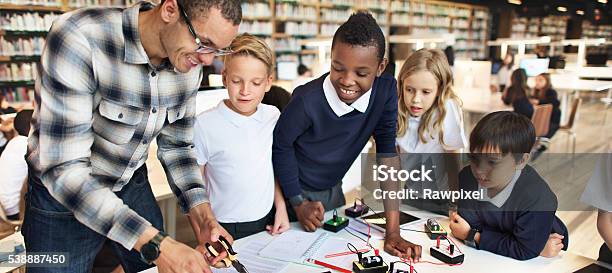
[267,207,290,235]
[449,212,471,240]
[384,232,422,262]
[540,233,564,258]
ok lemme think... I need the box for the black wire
[399,227,428,233]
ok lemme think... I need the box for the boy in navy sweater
[273,12,422,259]
[450,111,569,260]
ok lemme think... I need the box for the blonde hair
[223,33,274,75]
[397,48,461,144]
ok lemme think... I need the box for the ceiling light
[557,6,567,12]
[508,0,522,5]
[576,10,584,15]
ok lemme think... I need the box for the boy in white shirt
[192,33,290,240]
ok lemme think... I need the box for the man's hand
[266,206,290,235]
[134,227,211,273]
[449,212,471,240]
[294,200,324,232]
[188,203,234,266]
[540,233,564,258]
[384,232,422,261]
[155,237,212,273]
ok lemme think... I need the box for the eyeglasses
[177,2,233,56]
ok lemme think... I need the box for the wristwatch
[465,228,479,248]
[140,231,168,265]
[288,194,306,207]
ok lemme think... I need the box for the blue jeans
[22,165,164,273]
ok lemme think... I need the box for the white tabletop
[141,206,598,273]
[528,74,612,92]
[455,87,512,114]
[0,232,25,273]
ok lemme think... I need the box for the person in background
[502,68,533,119]
[530,73,561,140]
[291,63,313,91]
[0,109,33,221]
[444,46,455,67]
[0,116,16,156]
[497,53,514,93]
[0,92,17,115]
[262,85,292,112]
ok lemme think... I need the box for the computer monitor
[453,60,492,90]
[519,58,550,77]
[586,54,608,67]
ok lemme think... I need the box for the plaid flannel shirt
[25,2,207,250]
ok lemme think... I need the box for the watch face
[141,243,160,263]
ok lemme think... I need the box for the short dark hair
[470,111,535,158]
[165,0,242,25]
[297,64,309,76]
[332,11,385,62]
[14,109,33,137]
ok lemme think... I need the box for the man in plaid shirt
[23,1,240,272]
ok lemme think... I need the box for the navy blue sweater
[458,165,569,260]
[272,73,398,198]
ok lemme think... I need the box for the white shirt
[580,146,612,212]
[323,75,372,117]
[193,101,280,222]
[0,133,7,147]
[479,169,522,208]
[497,65,512,86]
[396,99,467,153]
[0,135,28,216]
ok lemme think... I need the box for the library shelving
[582,21,612,57]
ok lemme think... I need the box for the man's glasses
[177,3,233,56]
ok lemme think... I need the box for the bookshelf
[510,15,568,55]
[1,0,491,84]
[0,0,158,107]
[0,1,61,107]
[389,0,489,60]
[581,22,612,57]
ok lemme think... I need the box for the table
[528,74,612,124]
[455,87,512,129]
[0,232,24,273]
[140,206,601,273]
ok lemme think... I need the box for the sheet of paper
[347,219,385,240]
[212,240,288,273]
[137,240,287,273]
[258,230,327,263]
[311,237,357,271]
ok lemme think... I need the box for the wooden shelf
[0,55,41,63]
[0,29,48,36]
[274,17,318,23]
[242,16,272,21]
[0,3,63,12]
[272,33,316,38]
[0,80,35,88]
[300,49,318,55]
